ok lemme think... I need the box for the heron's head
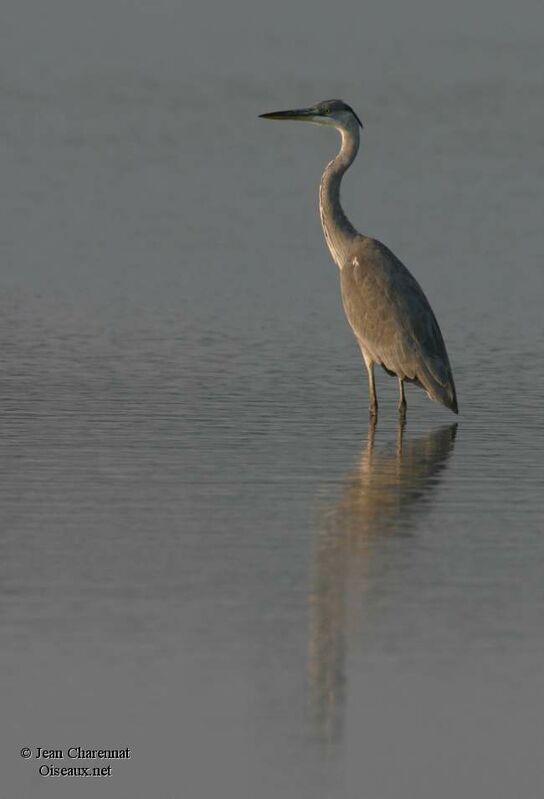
[259,99,363,130]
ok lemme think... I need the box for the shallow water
[1,2,544,796]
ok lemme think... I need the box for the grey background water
[1,0,543,796]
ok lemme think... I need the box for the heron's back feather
[340,237,458,413]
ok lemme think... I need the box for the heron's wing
[340,238,457,411]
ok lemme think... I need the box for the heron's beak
[259,107,316,122]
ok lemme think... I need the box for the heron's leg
[363,356,378,418]
[398,378,406,417]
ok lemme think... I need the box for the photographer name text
[32,747,130,759]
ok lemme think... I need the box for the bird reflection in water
[308,420,457,744]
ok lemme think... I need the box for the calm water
[1,2,544,796]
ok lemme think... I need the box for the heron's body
[260,99,458,417]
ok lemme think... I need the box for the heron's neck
[319,126,360,269]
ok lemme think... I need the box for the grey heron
[259,99,458,417]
